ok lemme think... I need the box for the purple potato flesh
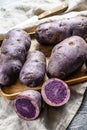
[41,78,70,107]
[47,36,87,79]
[20,50,46,87]
[35,16,87,45]
[14,90,41,120]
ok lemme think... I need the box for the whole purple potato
[5,28,31,51]
[1,29,31,63]
[14,90,42,120]
[41,78,70,107]
[0,55,22,86]
[35,16,87,45]
[0,29,31,86]
[47,36,87,79]
[1,38,26,63]
[20,50,46,87]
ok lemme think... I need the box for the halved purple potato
[14,90,41,120]
[41,78,70,107]
[20,50,46,87]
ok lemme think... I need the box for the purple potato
[35,16,87,45]
[41,78,70,107]
[0,55,22,86]
[47,36,87,79]
[14,90,42,120]
[5,28,31,51]
[1,38,26,63]
[20,50,46,87]
[0,29,31,86]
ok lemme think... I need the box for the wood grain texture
[67,89,87,130]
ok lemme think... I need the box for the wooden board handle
[38,3,68,19]
[65,75,87,85]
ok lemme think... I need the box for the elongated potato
[20,50,46,87]
[0,29,31,86]
[35,16,87,45]
[47,36,87,79]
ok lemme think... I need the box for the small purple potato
[1,38,26,63]
[20,50,46,87]
[0,55,22,86]
[5,28,31,51]
[41,78,70,107]
[35,16,87,45]
[47,36,87,79]
[14,90,42,120]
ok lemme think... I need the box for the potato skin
[5,28,31,51]
[47,36,87,79]
[1,29,31,63]
[0,55,22,86]
[35,16,87,45]
[1,38,26,63]
[0,29,31,86]
[20,50,46,87]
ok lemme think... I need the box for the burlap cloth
[0,0,87,130]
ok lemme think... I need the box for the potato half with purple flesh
[14,90,42,120]
[35,16,87,45]
[41,78,70,107]
[20,50,46,87]
[47,36,87,79]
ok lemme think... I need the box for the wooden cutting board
[0,37,87,100]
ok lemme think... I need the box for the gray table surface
[0,1,87,130]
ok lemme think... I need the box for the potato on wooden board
[1,38,26,63]
[20,50,46,87]
[0,54,22,86]
[35,16,87,45]
[1,29,31,63]
[0,29,31,86]
[5,28,31,51]
[47,36,87,79]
